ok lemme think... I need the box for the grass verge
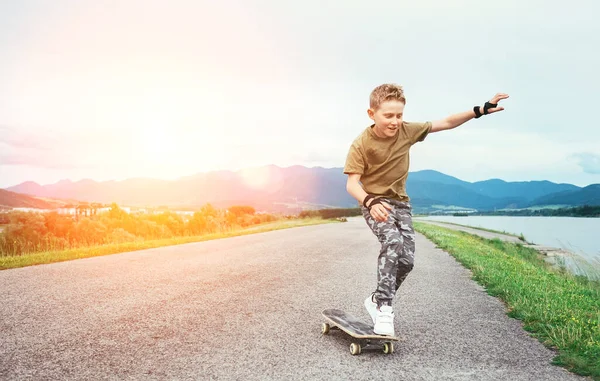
[415,218,528,242]
[0,218,337,270]
[414,222,600,380]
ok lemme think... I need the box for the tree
[3,211,48,253]
[228,205,256,217]
[108,203,129,220]
[188,203,223,234]
[74,218,108,245]
[44,212,75,239]
[148,211,184,236]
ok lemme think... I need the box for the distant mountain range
[0,189,65,209]
[2,166,599,213]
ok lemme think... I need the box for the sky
[1,0,599,188]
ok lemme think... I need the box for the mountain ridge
[3,166,598,213]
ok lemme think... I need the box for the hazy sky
[1,0,599,188]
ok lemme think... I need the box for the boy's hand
[369,201,392,222]
[481,93,509,114]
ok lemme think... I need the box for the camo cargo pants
[361,199,415,307]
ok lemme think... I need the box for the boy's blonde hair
[369,83,406,110]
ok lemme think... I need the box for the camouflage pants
[362,199,415,307]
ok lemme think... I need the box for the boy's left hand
[482,93,510,114]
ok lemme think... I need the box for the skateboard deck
[321,308,398,355]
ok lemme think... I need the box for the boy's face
[367,100,405,138]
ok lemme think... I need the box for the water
[418,216,600,278]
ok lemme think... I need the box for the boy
[343,83,509,336]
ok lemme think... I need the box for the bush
[0,203,281,256]
[228,205,256,216]
[107,228,138,244]
[299,208,361,219]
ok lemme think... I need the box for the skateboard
[321,308,399,355]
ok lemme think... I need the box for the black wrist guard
[483,101,497,115]
[363,194,375,208]
[473,106,482,118]
[367,198,383,211]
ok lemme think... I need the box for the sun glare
[141,128,174,157]
[239,166,284,193]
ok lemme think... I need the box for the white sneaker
[364,294,377,325]
[374,305,395,336]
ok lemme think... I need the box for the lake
[418,216,600,265]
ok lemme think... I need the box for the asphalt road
[0,217,586,380]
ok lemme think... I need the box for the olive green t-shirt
[343,121,432,202]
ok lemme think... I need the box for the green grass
[415,218,528,242]
[0,218,337,270]
[414,222,600,379]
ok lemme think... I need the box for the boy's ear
[367,108,375,120]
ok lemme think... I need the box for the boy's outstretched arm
[430,93,509,133]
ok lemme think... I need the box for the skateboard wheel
[350,343,361,355]
[383,342,394,354]
[321,323,331,335]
